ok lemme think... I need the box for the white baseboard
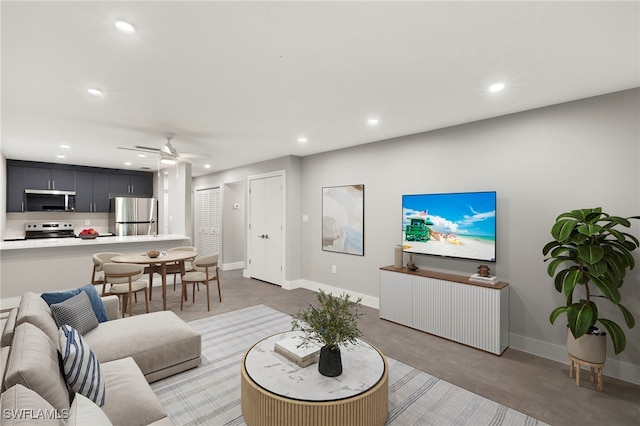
[222,261,244,271]
[510,332,640,385]
[289,279,380,310]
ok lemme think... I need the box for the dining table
[111,250,197,311]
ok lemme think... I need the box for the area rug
[151,305,546,426]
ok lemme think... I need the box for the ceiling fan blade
[117,146,160,154]
[178,152,211,159]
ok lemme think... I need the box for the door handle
[258,234,269,239]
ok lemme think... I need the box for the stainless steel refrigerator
[109,197,158,236]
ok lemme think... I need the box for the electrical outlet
[85,220,90,225]
[332,265,337,274]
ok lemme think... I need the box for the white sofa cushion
[15,292,59,347]
[59,324,106,406]
[0,384,66,425]
[67,393,113,426]
[3,323,70,413]
[100,357,169,426]
[1,308,17,347]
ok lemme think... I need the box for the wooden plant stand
[569,354,604,391]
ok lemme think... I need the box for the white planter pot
[566,328,606,364]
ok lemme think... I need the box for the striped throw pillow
[59,324,106,406]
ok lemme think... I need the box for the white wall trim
[287,279,380,310]
[509,332,640,386]
[222,261,245,271]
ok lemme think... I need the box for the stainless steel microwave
[24,189,76,212]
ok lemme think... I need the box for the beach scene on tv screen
[402,192,496,262]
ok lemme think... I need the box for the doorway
[194,186,222,258]
[247,172,285,286]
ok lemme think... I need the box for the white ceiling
[2,1,639,177]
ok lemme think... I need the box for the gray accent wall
[191,89,638,381]
[300,88,639,375]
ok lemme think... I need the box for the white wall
[192,155,303,281]
[299,88,640,381]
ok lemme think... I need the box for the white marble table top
[244,331,386,402]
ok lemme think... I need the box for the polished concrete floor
[141,269,640,426]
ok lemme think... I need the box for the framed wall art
[322,184,364,256]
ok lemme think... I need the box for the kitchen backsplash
[5,212,110,239]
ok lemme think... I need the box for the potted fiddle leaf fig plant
[291,290,364,377]
[542,207,639,362]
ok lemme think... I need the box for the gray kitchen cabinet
[109,172,153,196]
[75,171,110,212]
[7,164,26,212]
[23,166,75,191]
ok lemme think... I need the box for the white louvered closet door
[195,187,222,258]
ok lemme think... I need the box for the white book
[274,336,321,362]
[469,274,499,284]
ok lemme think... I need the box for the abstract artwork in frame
[322,184,364,256]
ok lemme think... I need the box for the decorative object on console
[322,184,364,256]
[291,290,363,377]
[477,264,490,277]
[542,207,639,369]
[407,254,418,271]
[394,245,403,268]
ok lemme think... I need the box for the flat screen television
[402,191,496,262]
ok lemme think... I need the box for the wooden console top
[380,266,509,290]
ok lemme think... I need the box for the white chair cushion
[181,271,207,282]
[107,281,147,294]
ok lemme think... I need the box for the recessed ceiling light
[297,136,308,143]
[138,154,146,158]
[367,118,380,126]
[87,88,103,97]
[489,83,505,93]
[56,155,65,159]
[115,20,136,34]
[124,162,132,166]
[60,144,70,149]
[204,164,211,169]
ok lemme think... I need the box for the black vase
[318,345,342,377]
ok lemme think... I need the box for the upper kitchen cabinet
[109,171,154,197]
[75,171,111,212]
[23,165,75,191]
[7,164,26,212]
[6,161,75,212]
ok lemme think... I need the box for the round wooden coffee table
[240,331,388,426]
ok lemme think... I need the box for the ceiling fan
[117,132,210,165]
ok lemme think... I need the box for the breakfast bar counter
[0,234,191,307]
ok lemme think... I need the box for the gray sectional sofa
[0,292,201,425]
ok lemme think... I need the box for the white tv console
[379,266,509,355]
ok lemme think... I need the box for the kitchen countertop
[0,234,191,251]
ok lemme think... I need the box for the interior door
[249,175,283,285]
[195,187,222,257]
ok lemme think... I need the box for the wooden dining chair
[180,253,220,311]
[103,262,149,317]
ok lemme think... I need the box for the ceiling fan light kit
[117,132,211,170]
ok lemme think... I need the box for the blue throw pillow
[41,284,108,323]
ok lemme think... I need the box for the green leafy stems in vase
[291,290,364,352]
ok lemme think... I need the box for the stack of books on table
[274,336,321,368]
[469,273,499,285]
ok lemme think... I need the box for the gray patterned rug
[151,305,546,426]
